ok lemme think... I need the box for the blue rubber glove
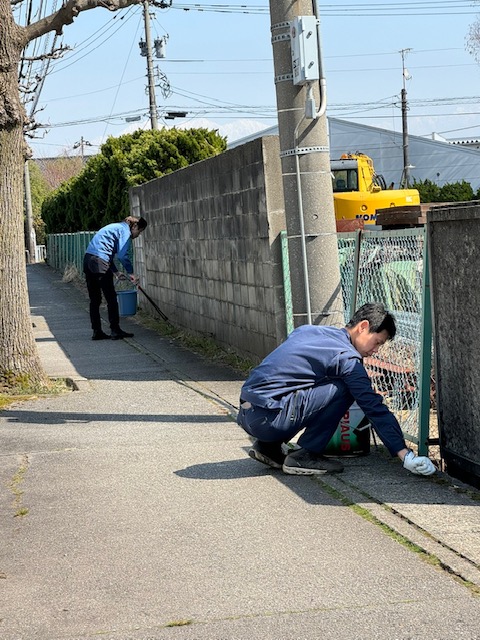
[403,450,436,476]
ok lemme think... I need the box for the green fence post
[281,230,294,336]
[350,228,362,315]
[75,233,80,273]
[418,226,433,456]
[69,233,74,267]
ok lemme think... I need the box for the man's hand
[403,450,436,476]
[129,274,140,285]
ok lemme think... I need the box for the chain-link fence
[338,227,431,452]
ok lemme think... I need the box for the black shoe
[92,330,110,341]
[110,329,134,340]
[248,440,286,469]
[282,448,344,475]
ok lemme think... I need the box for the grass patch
[0,395,33,410]
[0,377,73,411]
[136,310,255,375]
[165,619,193,627]
[321,482,434,561]
[9,455,29,518]
[431,471,480,502]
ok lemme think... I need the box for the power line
[172,3,269,14]
[436,124,480,134]
[101,15,142,142]
[47,8,137,76]
[33,101,480,130]
[38,56,480,103]
[170,1,480,15]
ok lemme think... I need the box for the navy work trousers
[237,380,353,453]
[83,254,120,333]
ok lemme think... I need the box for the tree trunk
[0,0,50,389]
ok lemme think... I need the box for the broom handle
[137,285,169,323]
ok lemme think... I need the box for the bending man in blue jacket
[237,303,435,477]
[83,216,147,340]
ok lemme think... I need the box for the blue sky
[15,1,480,159]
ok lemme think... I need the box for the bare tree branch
[467,18,480,63]
[23,0,143,43]
[21,45,71,62]
[467,2,480,63]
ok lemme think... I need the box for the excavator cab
[331,153,420,224]
[332,169,359,193]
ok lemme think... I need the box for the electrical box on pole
[290,16,320,85]
[154,37,167,59]
[139,39,148,57]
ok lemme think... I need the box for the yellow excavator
[331,153,420,225]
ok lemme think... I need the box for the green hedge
[42,127,227,233]
[412,178,478,203]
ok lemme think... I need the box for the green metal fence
[47,231,134,277]
[47,232,95,275]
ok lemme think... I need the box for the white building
[230,118,480,191]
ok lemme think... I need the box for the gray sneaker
[282,448,344,475]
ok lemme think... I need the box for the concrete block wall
[130,135,287,362]
[428,202,480,488]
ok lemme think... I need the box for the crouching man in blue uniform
[237,303,436,477]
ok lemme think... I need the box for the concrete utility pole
[23,36,59,264]
[73,136,92,162]
[24,162,35,264]
[268,0,343,327]
[142,0,159,130]
[400,48,412,188]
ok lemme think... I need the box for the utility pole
[23,35,59,263]
[24,162,35,264]
[140,0,159,129]
[400,48,412,188]
[268,0,343,327]
[73,136,92,162]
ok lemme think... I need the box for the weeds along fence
[47,226,432,453]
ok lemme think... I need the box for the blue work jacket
[85,222,133,274]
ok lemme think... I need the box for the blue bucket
[117,289,137,316]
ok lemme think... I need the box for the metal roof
[229,118,480,190]
[329,118,480,190]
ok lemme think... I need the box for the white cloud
[216,119,273,143]
[113,117,272,145]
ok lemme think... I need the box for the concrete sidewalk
[1,262,479,640]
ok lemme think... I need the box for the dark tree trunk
[0,0,50,387]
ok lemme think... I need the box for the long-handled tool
[137,284,170,324]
